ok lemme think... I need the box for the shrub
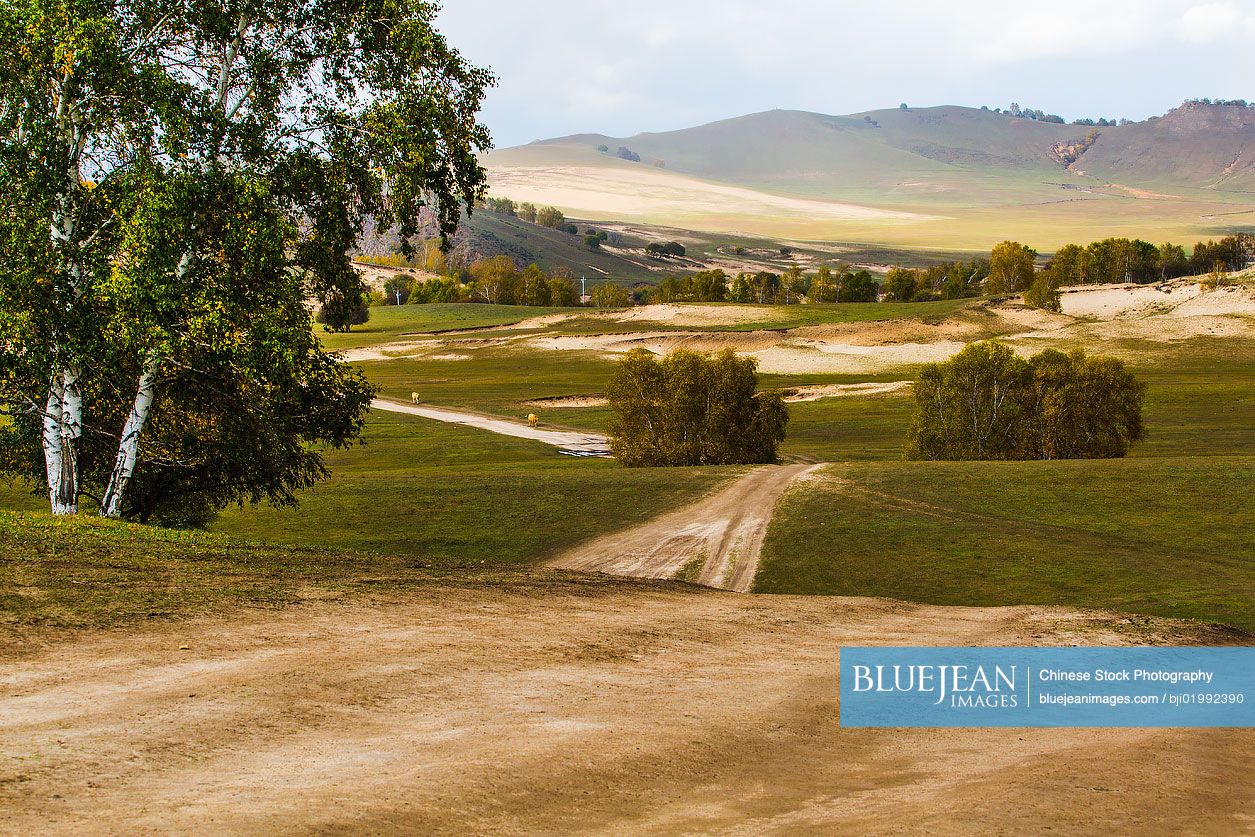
[590,283,632,308]
[608,349,788,466]
[905,342,1146,460]
[383,274,412,305]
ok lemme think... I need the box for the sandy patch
[1059,282,1202,320]
[781,381,912,401]
[611,303,784,326]
[1167,284,1255,318]
[552,464,820,592]
[749,341,969,375]
[523,395,609,408]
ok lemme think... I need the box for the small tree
[536,206,565,228]
[987,241,1037,294]
[517,202,537,223]
[1022,270,1061,311]
[590,283,632,308]
[607,348,787,466]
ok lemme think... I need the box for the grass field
[3,288,1250,636]
[756,457,1255,631]
[1,411,735,633]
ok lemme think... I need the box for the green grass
[212,409,736,567]
[1,412,735,638]
[756,457,1255,631]
[0,511,436,634]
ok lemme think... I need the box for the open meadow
[4,279,1253,833]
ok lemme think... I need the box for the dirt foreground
[2,581,1251,836]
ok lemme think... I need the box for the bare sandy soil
[371,399,610,456]
[3,584,1250,836]
[551,464,819,592]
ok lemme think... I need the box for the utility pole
[581,275,587,302]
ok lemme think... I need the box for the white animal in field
[527,413,539,427]
[411,392,420,403]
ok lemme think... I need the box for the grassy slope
[462,211,660,284]
[2,412,735,634]
[756,458,1255,631]
[486,106,1255,248]
[212,410,735,566]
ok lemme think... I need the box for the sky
[435,0,1255,149]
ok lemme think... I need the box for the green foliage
[837,269,879,302]
[653,270,728,302]
[409,276,462,304]
[384,274,413,305]
[905,342,1146,460]
[317,300,370,329]
[516,202,537,223]
[535,206,565,229]
[0,0,490,519]
[645,241,686,257]
[882,267,918,301]
[987,241,1036,294]
[607,349,788,466]
[590,283,632,308]
[1022,269,1061,311]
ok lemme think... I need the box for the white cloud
[1181,2,1243,41]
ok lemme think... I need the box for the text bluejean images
[839,647,1254,727]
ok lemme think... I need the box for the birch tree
[0,0,493,521]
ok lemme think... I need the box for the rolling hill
[484,102,1255,250]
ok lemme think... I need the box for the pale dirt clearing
[551,464,821,592]
[782,381,912,401]
[1060,281,1202,319]
[522,394,609,408]
[371,399,610,456]
[2,585,1249,835]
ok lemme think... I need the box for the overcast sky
[435,0,1255,149]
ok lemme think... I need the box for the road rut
[551,463,821,591]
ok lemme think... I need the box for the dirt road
[372,398,611,456]
[2,584,1249,835]
[551,464,821,591]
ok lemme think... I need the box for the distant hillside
[357,206,668,284]
[484,102,1255,249]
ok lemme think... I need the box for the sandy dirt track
[371,398,611,456]
[551,464,821,591]
[2,584,1250,836]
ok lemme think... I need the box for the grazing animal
[527,413,539,427]
[411,392,420,403]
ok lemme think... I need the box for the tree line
[346,256,634,318]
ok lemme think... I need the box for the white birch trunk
[100,356,160,518]
[48,365,82,515]
[42,377,65,511]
